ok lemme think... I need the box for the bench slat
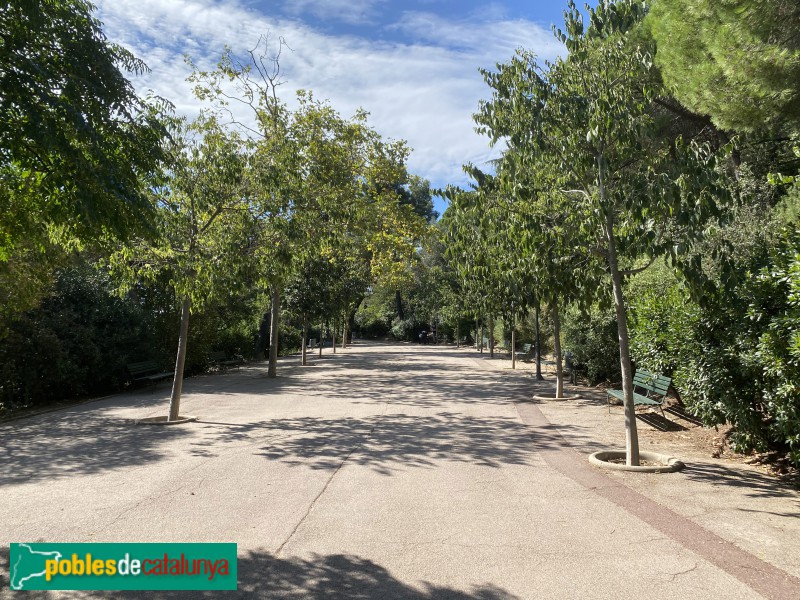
[209,351,243,370]
[651,382,671,395]
[126,360,173,392]
[608,370,672,418]
[514,343,532,355]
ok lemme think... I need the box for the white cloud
[392,10,561,60]
[282,0,387,26]
[95,0,563,206]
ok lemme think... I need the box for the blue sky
[95,1,580,215]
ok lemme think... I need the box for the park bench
[514,343,532,361]
[208,351,244,371]
[607,369,671,417]
[126,360,174,391]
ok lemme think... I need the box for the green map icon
[10,544,63,590]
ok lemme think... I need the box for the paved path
[1,342,799,599]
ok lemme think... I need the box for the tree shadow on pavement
[0,549,521,599]
[188,411,592,475]
[301,355,536,409]
[0,413,188,486]
[682,462,800,501]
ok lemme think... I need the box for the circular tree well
[589,450,685,473]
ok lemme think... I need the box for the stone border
[134,415,198,426]
[589,450,685,473]
[531,394,582,401]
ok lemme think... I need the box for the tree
[647,0,800,133]
[389,175,436,321]
[475,0,726,464]
[441,186,499,355]
[192,39,426,375]
[285,251,342,365]
[0,0,167,265]
[111,116,249,421]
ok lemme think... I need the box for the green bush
[629,228,800,466]
[0,261,266,412]
[0,265,160,410]
[390,318,426,341]
[561,304,620,385]
[355,316,390,339]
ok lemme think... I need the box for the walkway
[1,342,798,598]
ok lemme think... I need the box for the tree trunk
[474,319,479,351]
[332,318,337,354]
[395,290,404,320]
[301,315,308,366]
[268,286,280,378]
[534,301,544,381]
[600,155,640,466]
[606,213,640,466]
[552,300,564,399]
[319,322,323,357]
[456,322,460,348]
[489,315,494,358]
[511,318,517,370]
[342,310,348,350]
[168,296,191,421]
[480,321,484,354]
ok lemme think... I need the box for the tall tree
[192,38,426,375]
[111,116,249,421]
[476,0,725,464]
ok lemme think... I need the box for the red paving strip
[515,401,800,600]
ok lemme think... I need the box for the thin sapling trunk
[168,296,191,421]
[268,286,280,378]
[552,300,564,399]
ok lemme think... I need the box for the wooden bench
[514,343,532,361]
[607,370,671,417]
[208,351,244,371]
[127,360,174,390]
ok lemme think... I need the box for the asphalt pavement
[1,341,798,599]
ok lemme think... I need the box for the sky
[95,0,577,216]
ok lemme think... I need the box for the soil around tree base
[134,415,197,425]
[589,450,685,473]
[531,393,582,401]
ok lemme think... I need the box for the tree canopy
[0,0,168,257]
[647,0,800,133]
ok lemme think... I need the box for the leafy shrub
[561,304,620,385]
[390,318,422,341]
[0,265,160,410]
[0,261,265,412]
[356,316,390,339]
[629,228,800,466]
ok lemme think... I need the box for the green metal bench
[514,343,532,361]
[126,360,174,391]
[607,369,671,417]
[208,351,244,371]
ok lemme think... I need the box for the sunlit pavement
[1,341,798,599]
